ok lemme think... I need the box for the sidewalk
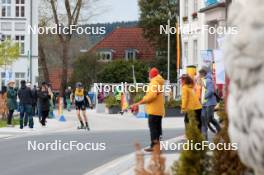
[82,109,185,131]
[85,136,185,175]
[0,114,75,139]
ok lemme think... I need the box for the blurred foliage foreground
[135,103,249,175]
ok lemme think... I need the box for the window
[16,0,25,17]
[0,34,11,41]
[184,42,189,65]
[125,50,137,61]
[193,0,198,12]
[208,22,218,50]
[193,40,198,65]
[1,72,6,78]
[99,51,112,61]
[1,0,11,17]
[184,0,189,17]
[15,72,25,87]
[15,35,25,54]
[15,22,26,31]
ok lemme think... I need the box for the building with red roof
[89,27,156,61]
[49,27,156,91]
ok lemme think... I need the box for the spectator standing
[131,68,165,152]
[48,84,54,118]
[18,80,33,129]
[36,86,42,121]
[38,82,51,126]
[0,86,8,120]
[65,86,72,111]
[181,75,202,131]
[6,81,17,126]
[199,69,221,139]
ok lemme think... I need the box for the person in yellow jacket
[131,68,165,152]
[181,74,202,131]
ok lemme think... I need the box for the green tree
[70,53,102,90]
[139,0,179,82]
[0,40,20,66]
[98,60,149,83]
[172,111,208,175]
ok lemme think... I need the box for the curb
[84,135,186,175]
[85,153,135,175]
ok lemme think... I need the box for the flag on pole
[121,92,129,111]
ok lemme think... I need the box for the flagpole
[167,11,171,82]
[176,16,181,97]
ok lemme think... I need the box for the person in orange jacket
[181,74,202,131]
[131,67,165,152]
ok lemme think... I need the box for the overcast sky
[89,0,139,23]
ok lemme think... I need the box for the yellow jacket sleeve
[181,86,188,111]
[142,81,158,104]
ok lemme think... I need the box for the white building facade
[180,0,207,71]
[180,0,227,72]
[0,0,38,88]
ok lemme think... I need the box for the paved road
[0,129,184,175]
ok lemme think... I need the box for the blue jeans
[201,107,208,140]
[24,113,28,126]
[19,104,33,129]
[206,105,221,133]
[201,105,221,140]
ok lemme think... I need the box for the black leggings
[41,110,49,126]
[7,110,14,125]
[148,115,162,148]
[184,109,202,131]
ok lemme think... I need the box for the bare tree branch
[73,0,82,25]
[65,0,73,24]
[50,0,64,42]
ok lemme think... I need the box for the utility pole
[167,11,172,83]
[0,34,4,88]
[132,65,136,84]
[29,0,33,83]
